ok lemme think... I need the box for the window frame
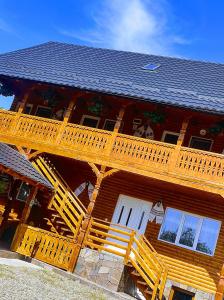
[80,114,100,128]
[161,131,180,144]
[188,136,213,151]
[35,105,52,118]
[16,182,31,202]
[158,207,221,256]
[103,119,124,132]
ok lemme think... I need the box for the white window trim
[158,207,221,256]
[188,136,213,151]
[161,130,180,142]
[80,115,100,128]
[35,105,52,117]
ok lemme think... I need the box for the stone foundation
[163,279,215,300]
[74,248,125,291]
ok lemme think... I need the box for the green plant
[143,110,165,124]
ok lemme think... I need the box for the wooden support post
[169,118,190,171]
[17,89,32,113]
[215,265,224,300]
[107,105,126,155]
[56,96,77,144]
[114,105,126,133]
[19,186,38,224]
[68,165,106,272]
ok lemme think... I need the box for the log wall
[50,156,224,294]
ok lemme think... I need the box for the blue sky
[0,0,224,108]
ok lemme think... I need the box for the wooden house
[0,42,224,299]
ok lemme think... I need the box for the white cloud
[59,0,188,56]
[0,18,12,33]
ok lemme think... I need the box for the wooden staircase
[31,156,86,238]
[15,156,168,299]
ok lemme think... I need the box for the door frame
[169,286,195,300]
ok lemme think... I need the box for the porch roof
[0,143,52,190]
[0,41,224,115]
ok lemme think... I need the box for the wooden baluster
[169,118,190,172]
[215,264,224,300]
[56,96,77,144]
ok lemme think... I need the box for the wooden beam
[28,150,43,160]
[19,186,38,224]
[177,117,191,147]
[17,87,33,113]
[88,162,100,177]
[16,146,28,157]
[114,105,126,133]
[68,165,106,272]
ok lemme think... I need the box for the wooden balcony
[0,109,224,196]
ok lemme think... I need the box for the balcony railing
[0,109,224,194]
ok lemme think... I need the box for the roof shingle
[0,143,52,189]
[0,41,224,114]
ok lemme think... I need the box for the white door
[112,194,153,235]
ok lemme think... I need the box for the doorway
[169,286,195,300]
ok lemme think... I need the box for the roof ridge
[1,41,224,67]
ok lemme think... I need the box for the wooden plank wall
[50,156,224,294]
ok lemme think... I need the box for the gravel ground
[0,262,119,300]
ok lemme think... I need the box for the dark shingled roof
[0,41,224,114]
[0,143,52,189]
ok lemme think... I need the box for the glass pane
[190,137,212,151]
[159,209,182,243]
[82,118,98,128]
[164,133,179,144]
[196,219,220,255]
[179,215,200,247]
[17,183,30,202]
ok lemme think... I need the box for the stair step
[60,227,73,232]
[51,213,61,218]
[55,220,65,225]
[144,289,153,295]
[131,271,140,277]
[137,280,147,286]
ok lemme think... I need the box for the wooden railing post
[68,165,106,272]
[215,264,224,300]
[124,229,135,264]
[56,95,77,144]
[10,89,32,134]
[169,118,190,171]
[106,105,126,155]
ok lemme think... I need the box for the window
[169,286,195,300]
[80,115,100,128]
[142,63,160,71]
[103,119,116,131]
[103,119,124,132]
[35,106,52,118]
[161,131,180,145]
[17,182,31,202]
[189,136,213,151]
[158,208,221,255]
